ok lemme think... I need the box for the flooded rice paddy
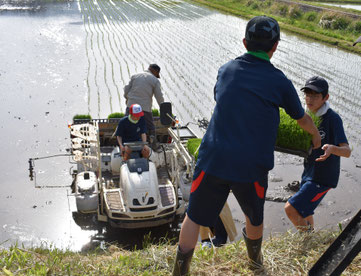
[0,0,360,251]
[324,2,361,11]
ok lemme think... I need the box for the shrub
[262,0,272,8]
[246,0,254,6]
[251,2,259,9]
[108,112,124,119]
[332,16,351,30]
[304,11,318,22]
[73,114,92,121]
[289,6,302,20]
[279,5,289,17]
[319,14,335,29]
[354,21,361,32]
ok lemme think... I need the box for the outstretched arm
[316,143,351,162]
[154,81,164,105]
[297,113,322,149]
[117,136,125,153]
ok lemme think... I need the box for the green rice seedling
[73,114,92,121]
[108,112,125,119]
[276,108,321,153]
[186,138,202,160]
[152,109,160,117]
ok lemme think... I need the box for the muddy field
[0,0,360,251]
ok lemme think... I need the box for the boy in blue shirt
[285,76,351,231]
[115,104,150,160]
[172,16,321,275]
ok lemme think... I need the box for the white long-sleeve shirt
[124,70,164,112]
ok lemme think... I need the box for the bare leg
[245,215,263,240]
[284,201,310,231]
[179,214,200,253]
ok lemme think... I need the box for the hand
[316,144,333,162]
[119,145,125,155]
[312,132,322,149]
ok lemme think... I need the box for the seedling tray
[275,145,312,158]
[275,109,321,158]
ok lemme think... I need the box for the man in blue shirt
[172,16,321,275]
[116,104,150,160]
[285,76,351,231]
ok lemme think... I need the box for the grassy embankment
[188,0,361,55]
[1,229,360,275]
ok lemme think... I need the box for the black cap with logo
[301,76,329,96]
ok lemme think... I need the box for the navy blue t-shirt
[115,116,147,143]
[302,108,348,188]
[196,53,305,183]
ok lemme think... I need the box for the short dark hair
[245,16,280,52]
[149,64,160,72]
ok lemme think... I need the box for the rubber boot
[242,227,263,270]
[172,246,194,276]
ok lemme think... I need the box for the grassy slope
[187,0,361,55]
[1,230,360,275]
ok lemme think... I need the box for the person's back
[198,54,304,182]
[124,64,164,144]
[172,16,321,276]
[124,64,164,113]
[124,70,162,112]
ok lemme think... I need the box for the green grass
[1,230,360,275]
[73,114,92,121]
[188,0,361,55]
[276,109,322,152]
[108,112,125,119]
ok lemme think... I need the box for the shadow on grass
[80,222,180,253]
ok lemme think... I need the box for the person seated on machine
[116,104,150,161]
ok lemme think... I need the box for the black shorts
[187,167,268,227]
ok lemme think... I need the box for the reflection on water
[0,0,360,251]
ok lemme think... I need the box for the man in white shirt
[124,64,164,140]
